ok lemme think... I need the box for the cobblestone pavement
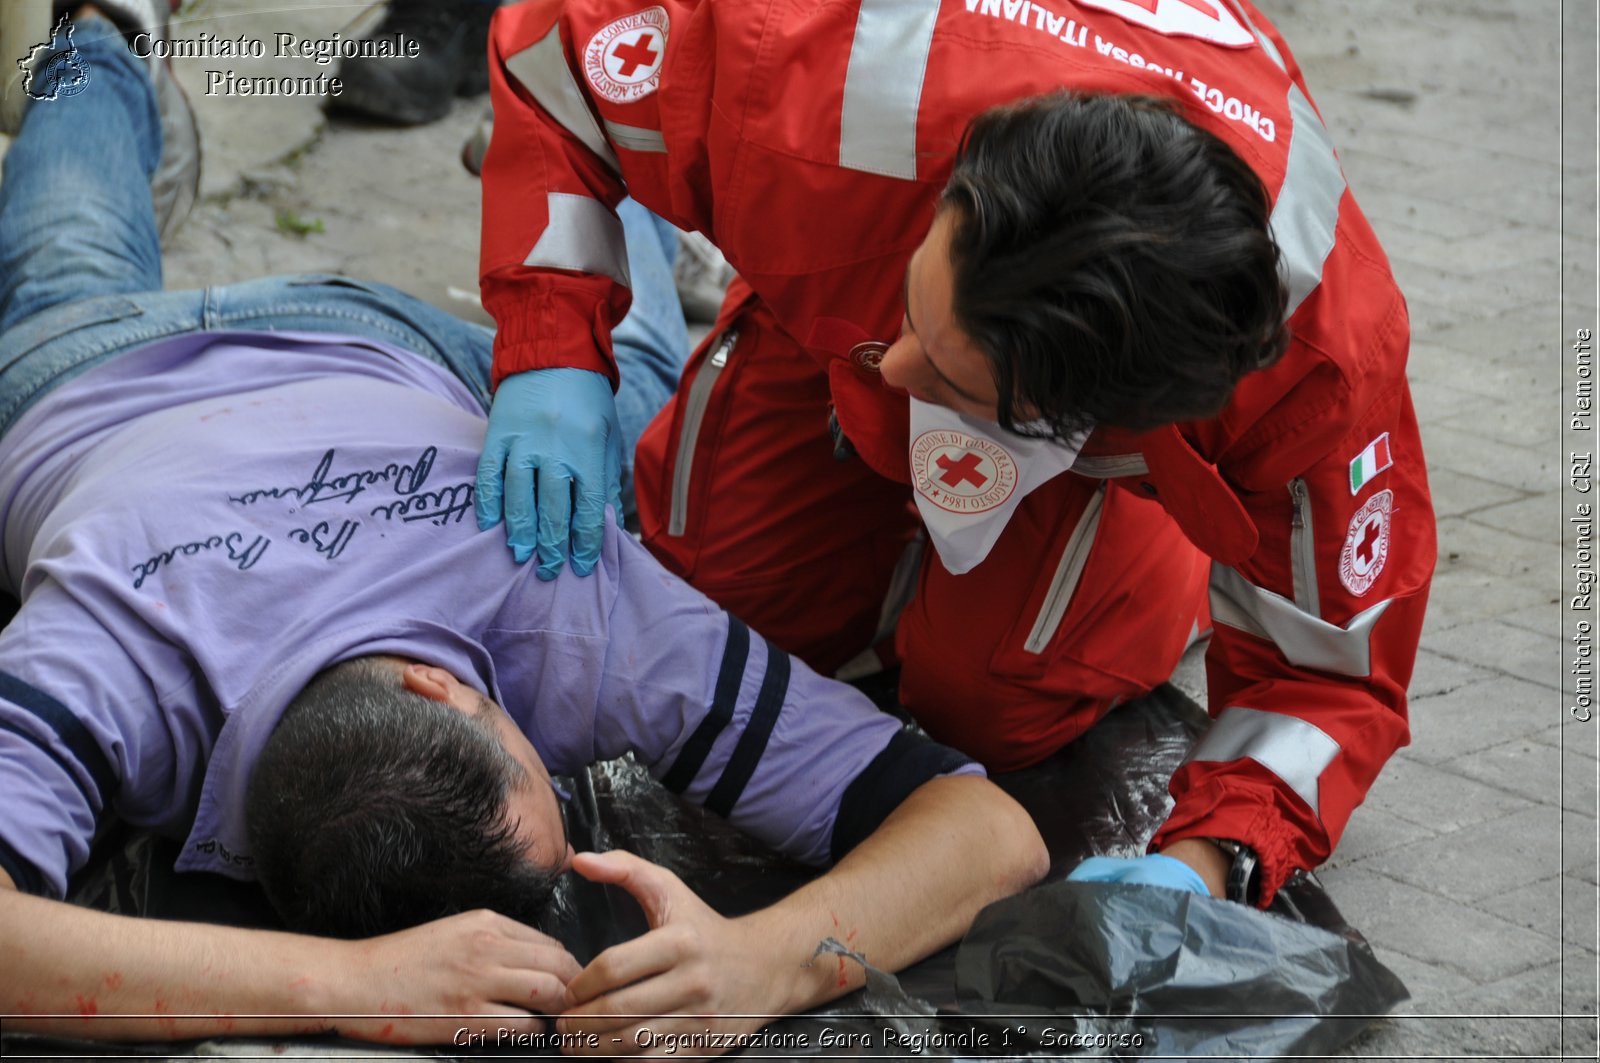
[3,0,1598,1058]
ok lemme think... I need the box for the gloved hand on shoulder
[475,368,622,581]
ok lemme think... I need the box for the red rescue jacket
[479,0,1434,904]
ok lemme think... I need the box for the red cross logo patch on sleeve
[1339,489,1393,596]
[585,7,669,103]
[1074,0,1256,47]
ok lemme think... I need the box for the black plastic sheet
[5,682,1407,1059]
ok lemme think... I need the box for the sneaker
[460,104,491,176]
[673,230,736,323]
[12,0,201,241]
[331,0,500,127]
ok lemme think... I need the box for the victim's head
[246,656,570,937]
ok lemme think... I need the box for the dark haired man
[0,8,1046,1048]
[475,0,1434,905]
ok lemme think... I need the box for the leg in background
[612,198,692,525]
[0,15,162,334]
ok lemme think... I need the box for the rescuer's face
[878,209,1005,424]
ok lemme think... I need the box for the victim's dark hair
[942,91,1290,440]
[246,658,561,938]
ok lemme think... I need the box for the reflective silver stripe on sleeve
[503,27,620,174]
[1185,706,1340,819]
[1271,85,1346,317]
[604,119,667,154]
[523,193,632,287]
[839,0,938,179]
[1209,564,1392,678]
[1071,454,1149,479]
[1221,0,1287,71]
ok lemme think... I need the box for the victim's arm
[557,773,1047,1053]
[0,872,578,1044]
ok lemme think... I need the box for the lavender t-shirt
[0,331,976,898]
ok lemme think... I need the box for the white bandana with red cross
[908,398,1085,575]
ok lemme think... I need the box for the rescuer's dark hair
[246,658,561,937]
[942,91,1289,439]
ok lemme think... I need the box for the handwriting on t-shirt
[133,444,467,589]
[131,531,270,589]
[287,519,358,560]
[369,481,474,526]
[228,446,437,507]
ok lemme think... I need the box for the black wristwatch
[1209,838,1261,906]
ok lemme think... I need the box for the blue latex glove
[1067,853,1211,896]
[476,368,623,580]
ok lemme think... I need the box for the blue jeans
[0,17,690,512]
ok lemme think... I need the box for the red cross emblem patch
[584,7,669,103]
[1074,0,1256,47]
[911,430,1019,514]
[1339,489,1393,596]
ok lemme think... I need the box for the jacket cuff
[482,273,627,390]
[1150,778,1310,908]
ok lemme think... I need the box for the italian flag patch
[1349,433,1392,494]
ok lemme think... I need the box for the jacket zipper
[1024,484,1107,655]
[668,330,738,537]
[1289,477,1320,616]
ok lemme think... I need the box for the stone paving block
[1563,811,1598,884]
[1424,313,1564,376]
[1497,592,1561,633]
[1567,260,1599,312]
[1426,468,1533,520]
[1389,257,1545,319]
[169,1,349,201]
[1451,949,1599,1048]
[1479,874,1598,950]
[1562,946,1600,1015]
[1338,1019,1545,1063]
[1419,354,1560,406]
[1369,755,1536,832]
[1324,805,1438,867]
[1450,737,1599,814]
[1420,619,1565,691]
[1314,866,1558,984]
[1466,494,1564,544]
[1348,942,1474,1010]
[1422,428,1555,493]
[1362,194,1529,246]
[1408,376,1496,426]
[164,100,488,315]
[1406,675,1563,764]
[1404,299,1488,341]
[1368,144,1562,214]
[1325,92,1561,174]
[1500,599,1561,640]
[1357,805,1562,905]
[1407,647,1499,700]
[1459,176,1583,244]
[1364,216,1559,281]
[1530,723,1600,761]
[1440,397,1561,452]
[1434,517,1555,580]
